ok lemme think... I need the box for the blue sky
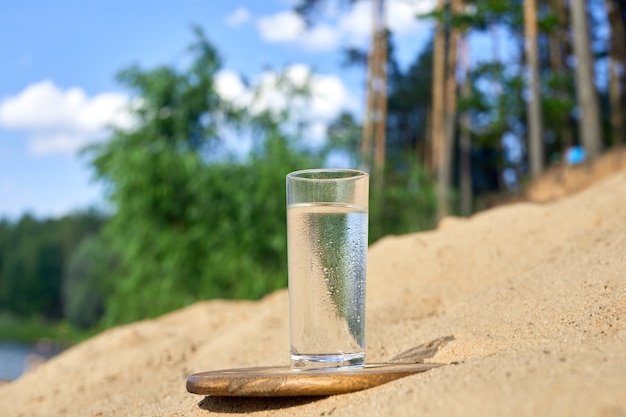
[0,0,442,219]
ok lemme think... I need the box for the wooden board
[186,363,442,397]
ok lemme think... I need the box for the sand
[1,170,625,417]
[525,146,626,202]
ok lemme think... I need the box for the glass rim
[287,168,368,181]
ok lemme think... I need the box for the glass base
[290,352,365,371]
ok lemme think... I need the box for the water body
[0,342,34,381]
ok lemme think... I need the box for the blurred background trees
[1,0,624,335]
[0,211,105,331]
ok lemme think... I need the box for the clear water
[287,203,367,370]
[0,342,33,381]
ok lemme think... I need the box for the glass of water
[286,168,369,370]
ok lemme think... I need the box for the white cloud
[215,64,358,147]
[0,69,354,157]
[387,0,438,34]
[215,70,248,105]
[339,0,438,46]
[257,10,342,52]
[303,24,342,50]
[281,64,310,86]
[255,0,437,51]
[337,0,371,46]
[226,6,252,27]
[257,11,305,43]
[216,64,358,121]
[308,72,354,119]
[0,80,132,155]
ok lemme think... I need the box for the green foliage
[85,29,322,325]
[33,242,64,318]
[0,211,105,321]
[92,135,317,326]
[462,0,524,30]
[325,112,362,166]
[62,235,113,329]
[83,26,426,327]
[323,30,438,238]
[0,312,94,344]
[370,160,437,242]
[386,37,433,156]
[542,73,576,126]
[462,62,525,150]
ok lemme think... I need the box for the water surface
[0,342,33,381]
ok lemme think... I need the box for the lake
[0,341,62,381]
[0,342,34,380]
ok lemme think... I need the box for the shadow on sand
[198,395,327,413]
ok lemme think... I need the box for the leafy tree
[386,38,433,165]
[325,111,362,167]
[62,235,112,329]
[86,28,321,325]
[0,211,105,323]
[369,159,437,240]
[33,241,64,318]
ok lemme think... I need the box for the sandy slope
[1,172,625,417]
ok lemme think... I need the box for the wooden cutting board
[186,363,442,397]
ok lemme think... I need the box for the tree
[569,0,603,158]
[459,29,473,216]
[361,0,388,182]
[524,0,545,176]
[386,38,433,166]
[605,0,626,145]
[544,0,576,156]
[294,0,439,236]
[0,211,105,321]
[442,0,463,216]
[85,29,321,324]
[63,236,111,329]
[431,0,448,218]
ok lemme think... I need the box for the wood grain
[186,363,443,397]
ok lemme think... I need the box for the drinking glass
[286,168,369,370]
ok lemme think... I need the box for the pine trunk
[459,31,473,216]
[549,0,575,152]
[374,24,388,176]
[431,0,447,218]
[569,0,603,158]
[524,0,544,176]
[361,0,387,172]
[439,0,461,218]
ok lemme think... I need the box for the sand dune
[1,171,625,417]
